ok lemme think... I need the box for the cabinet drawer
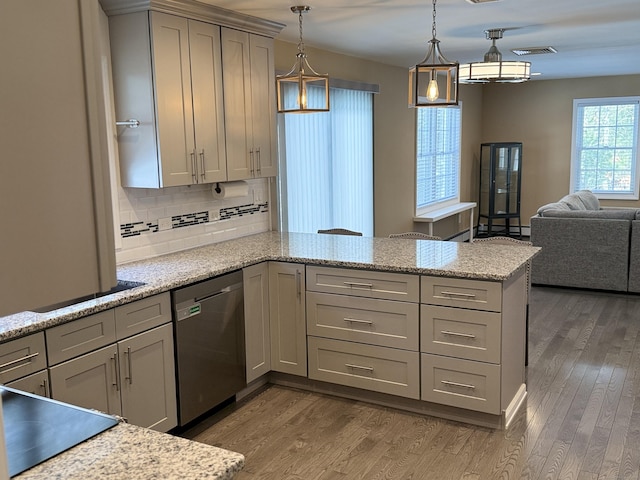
[46,310,116,365]
[307,266,419,302]
[0,332,47,384]
[421,353,500,414]
[308,336,420,399]
[420,305,501,363]
[115,293,171,340]
[421,276,502,312]
[306,292,419,350]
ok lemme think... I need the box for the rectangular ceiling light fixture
[512,46,558,56]
[465,0,502,4]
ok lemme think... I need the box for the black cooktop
[1,386,119,477]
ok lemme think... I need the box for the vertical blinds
[416,106,461,211]
[280,86,374,236]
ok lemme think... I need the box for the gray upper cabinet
[109,11,227,188]
[0,0,117,316]
[221,28,277,180]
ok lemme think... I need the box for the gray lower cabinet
[243,263,271,383]
[306,266,421,399]
[269,262,307,376]
[46,293,177,432]
[0,332,49,397]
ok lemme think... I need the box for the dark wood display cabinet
[477,142,523,238]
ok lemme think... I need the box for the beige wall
[274,40,482,238]
[480,75,640,223]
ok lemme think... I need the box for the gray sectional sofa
[530,190,640,292]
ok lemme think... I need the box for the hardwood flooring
[181,286,640,479]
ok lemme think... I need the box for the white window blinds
[279,87,374,236]
[416,106,462,214]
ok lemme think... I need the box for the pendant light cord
[431,0,437,41]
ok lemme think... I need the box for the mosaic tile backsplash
[115,178,271,265]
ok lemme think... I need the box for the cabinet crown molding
[99,0,285,37]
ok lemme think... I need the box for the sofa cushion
[537,202,571,215]
[539,208,638,220]
[571,190,600,210]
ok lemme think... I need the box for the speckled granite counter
[15,422,244,479]
[0,231,539,342]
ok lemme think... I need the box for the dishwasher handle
[174,281,243,322]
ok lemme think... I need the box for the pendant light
[276,6,329,113]
[409,0,459,107]
[459,29,531,83]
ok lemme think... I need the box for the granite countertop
[0,231,539,342]
[15,422,244,479]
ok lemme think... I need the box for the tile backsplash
[115,178,271,265]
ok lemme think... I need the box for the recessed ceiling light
[512,46,558,56]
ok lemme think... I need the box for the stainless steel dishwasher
[172,270,246,426]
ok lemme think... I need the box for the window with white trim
[570,97,640,200]
[415,105,462,216]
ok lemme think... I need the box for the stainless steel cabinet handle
[441,330,476,339]
[200,149,206,180]
[111,354,120,391]
[296,270,302,299]
[344,318,374,326]
[441,380,475,389]
[0,352,39,373]
[190,150,197,183]
[440,291,477,299]
[249,149,255,176]
[345,363,374,372]
[256,147,261,174]
[41,378,48,397]
[115,119,140,128]
[343,281,373,289]
[125,347,133,384]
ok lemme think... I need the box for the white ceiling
[201,0,640,80]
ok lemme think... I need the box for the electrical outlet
[254,191,262,203]
[158,217,172,231]
[208,209,220,221]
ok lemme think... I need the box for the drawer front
[421,276,502,312]
[421,353,500,414]
[115,293,171,340]
[420,305,501,363]
[306,292,419,350]
[46,309,116,365]
[308,336,420,399]
[0,332,47,384]
[6,369,50,397]
[307,266,420,302]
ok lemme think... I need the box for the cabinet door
[248,34,277,177]
[6,370,50,398]
[189,20,227,183]
[221,28,253,181]
[243,263,271,383]
[119,324,177,432]
[269,262,307,376]
[150,12,196,187]
[49,345,122,417]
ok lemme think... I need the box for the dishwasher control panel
[175,302,201,321]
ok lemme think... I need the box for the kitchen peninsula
[1,232,537,477]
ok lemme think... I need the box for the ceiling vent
[511,46,558,56]
[465,0,502,4]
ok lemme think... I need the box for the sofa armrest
[530,215,630,291]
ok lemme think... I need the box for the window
[415,106,462,216]
[570,97,640,200]
[278,86,374,236]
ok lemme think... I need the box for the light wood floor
[181,286,640,479]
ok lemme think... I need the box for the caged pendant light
[409,0,459,107]
[276,6,329,113]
